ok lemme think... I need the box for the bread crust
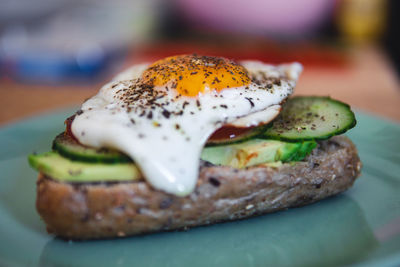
[36,136,361,239]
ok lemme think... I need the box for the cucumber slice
[205,124,270,147]
[263,96,356,141]
[52,133,132,163]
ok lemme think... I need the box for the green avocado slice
[28,152,141,182]
[29,138,316,182]
[200,139,316,168]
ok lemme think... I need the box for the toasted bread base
[36,136,361,240]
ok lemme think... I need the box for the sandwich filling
[70,55,302,196]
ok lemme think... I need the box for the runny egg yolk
[141,54,251,97]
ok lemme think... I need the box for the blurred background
[0,0,399,124]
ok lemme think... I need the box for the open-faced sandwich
[28,54,361,239]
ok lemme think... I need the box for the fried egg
[71,55,302,196]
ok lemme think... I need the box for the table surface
[0,45,399,126]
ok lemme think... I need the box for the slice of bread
[36,136,361,240]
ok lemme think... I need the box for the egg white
[71,61,302,196]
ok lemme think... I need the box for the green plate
[1,108,399,267]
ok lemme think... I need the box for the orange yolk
[141,54,251,97]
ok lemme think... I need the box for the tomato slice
[208,126,255,141]
[64,115,79,142]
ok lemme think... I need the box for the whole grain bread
[36,136,361,240]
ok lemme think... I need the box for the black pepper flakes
[245,97,255,108]
[162,109,171,119]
